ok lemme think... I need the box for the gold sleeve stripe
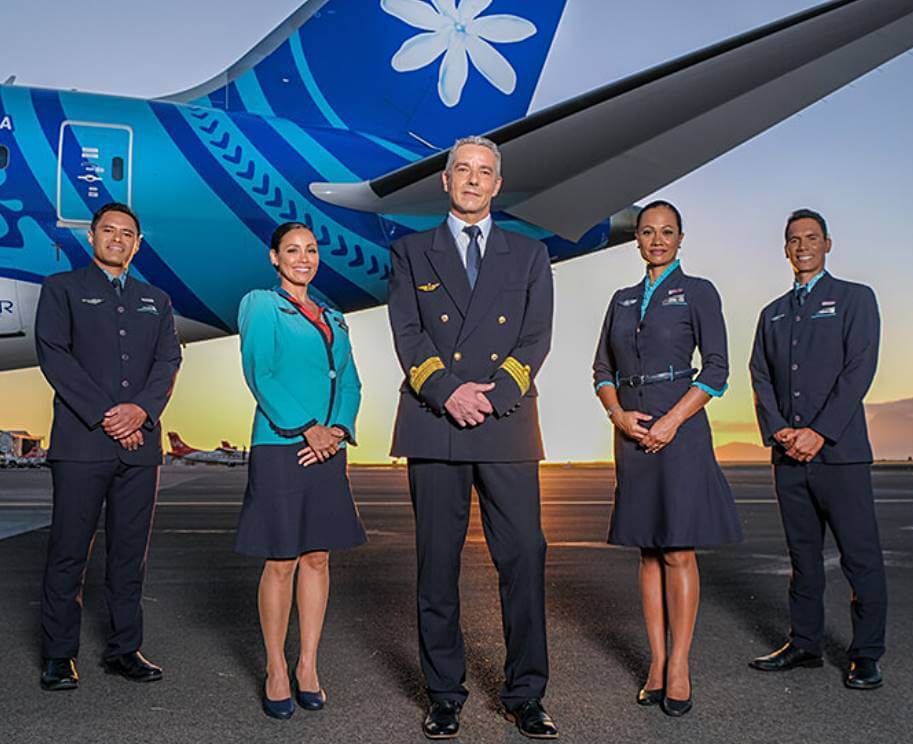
[409,356,445,393]
[500,356,531,395]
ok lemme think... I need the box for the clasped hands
[297,425,347,467]
[774,427,825,462]
[102,403,148,451]
[612,409,680,455]
[444,382,496,428]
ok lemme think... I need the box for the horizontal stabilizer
[311,0,913,240]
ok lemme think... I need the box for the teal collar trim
[794,269,826,295]
[641,259,680,320]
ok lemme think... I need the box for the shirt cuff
[691,381,728,398]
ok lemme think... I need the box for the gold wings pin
[417,282,440,292]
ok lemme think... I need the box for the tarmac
[0,463,910,744]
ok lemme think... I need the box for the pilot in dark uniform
[34,203,182,691]
[387,137,558,740]
[748,209,887,690]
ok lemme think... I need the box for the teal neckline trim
[794,269,826,295]
[641,259,680,320]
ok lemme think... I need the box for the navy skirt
[608,410,743,548]
[235,444,367,559]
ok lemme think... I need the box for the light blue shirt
[447,212,492,268]
[99,265,128,290]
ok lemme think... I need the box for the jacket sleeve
[331,329,362,445]
[749,310,789,445]
[387,237,465,413]
[132,294,183,431]
[34,276,114,429]
[810,286,880,443]
[239,292,321,437]
[592,293,618,392]
[689,281,729,397]
[485,241,554,417]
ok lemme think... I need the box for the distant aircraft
[1,0,911,370]
[167,432,247,466]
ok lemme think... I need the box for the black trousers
[774,462,887,660]
[41,460,159,659]
[408,459,548,707]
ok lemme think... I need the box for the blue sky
[2,0,911,460]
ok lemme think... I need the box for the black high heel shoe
[661,675,693,717]
[637,686,664,706]
[262,678,295,720]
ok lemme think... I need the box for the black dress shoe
[661,677,692,718]
[505,699,559,740]
[637,686,664,706]
[749,642,823,672]
[844,658,883,690]
[40,658,79,691]
[102,651,163,682]
[423,700,462,740]
[262,680,295,720]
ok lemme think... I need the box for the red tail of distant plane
[167,432,197,457]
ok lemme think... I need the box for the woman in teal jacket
[236,222,366,720]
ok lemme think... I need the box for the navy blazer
[593,263,729,416]
[749,272,879,464]
[387,222,553,461]
[35,263,182,464]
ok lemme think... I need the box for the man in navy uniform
[35,203,182,691]
[748,209,887,689]
[387,137,557,740]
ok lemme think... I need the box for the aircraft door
[0,278,23,337]
[56,121,132,225]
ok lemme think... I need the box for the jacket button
[121,353,129,361]
[795,315,802,322]
[498,315,507,325]
[453,352,462,361]
[792,339,798,347]
[793,391,801,398]
[794,414,801,423]
[490,353,499,362]
[440,314,449,323]
[117,306,125,314]
[119,329,127,336]
[791,363,799,371]
[328,370,337,379]
[121,380,130,388]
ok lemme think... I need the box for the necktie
[463,224,482,289]
[795,285,807,307]
[111,277,122,297]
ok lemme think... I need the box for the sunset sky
[1,0,911,462]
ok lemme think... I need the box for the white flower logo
[381,0,537,108]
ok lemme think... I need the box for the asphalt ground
[0,464,910,744]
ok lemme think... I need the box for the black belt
[616,367,697,387]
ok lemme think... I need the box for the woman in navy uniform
[592,201,742,717]
[236,222,366,719]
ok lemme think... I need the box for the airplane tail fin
[167,432,195,456]
[168,0,568,148]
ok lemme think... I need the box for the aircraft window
[111,156,124,181]
[0,145,8,169]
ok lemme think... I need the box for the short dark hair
[785,208,828,240]
[269,221,311,253]
[636,200,683,232]
[90,202,141,234]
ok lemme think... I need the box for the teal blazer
[239,289,361,447]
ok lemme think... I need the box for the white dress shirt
[447,212,492,269]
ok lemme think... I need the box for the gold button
[453,352,462,361]
[498,315,507,325]
[490,353,499,362]
[440,313,449,323]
